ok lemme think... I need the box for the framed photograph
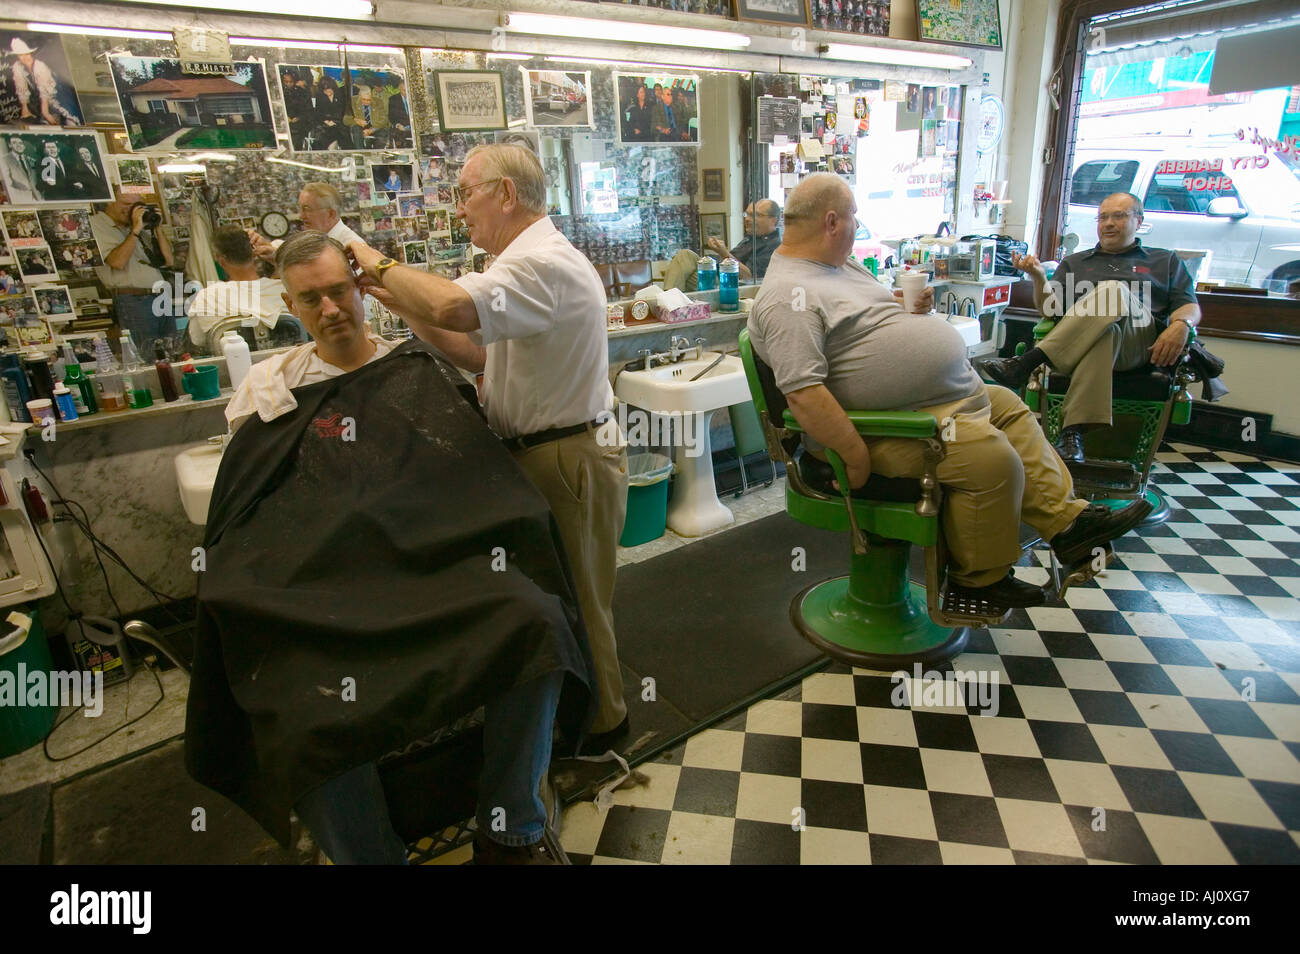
[431,70,507,133]
[397,192,425,217]
[401,240,428,265]
[0,31,84,126]
[702,168,725,203]
[616,73,700,145]
[733,0,809,27]
[275,64,412,153]
[16,244,57,283]
[494,130,541,155]
[111,156,153,194]
[427,208,451,235]
[699,212,727,250]
[39,208,91,242]
[809,0,889,36]
[109,55,276,153]
[372,161,415,198]
[916,0,1002,49]
[0,130,111,205]
[2,209,45,247]
[33,284,74,318]
[521,70,593,128]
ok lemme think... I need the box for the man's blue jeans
[294,671,563,865]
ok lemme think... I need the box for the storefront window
[1060,8,1300,293]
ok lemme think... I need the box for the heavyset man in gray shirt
[748,174,1151,608]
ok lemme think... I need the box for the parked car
[853,220,886,266]
[547,93,569,112]
[1063,143,1300,287]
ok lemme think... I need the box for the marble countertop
[608,309,748,339]
[26,388,233,434]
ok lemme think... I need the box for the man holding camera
[92,189,178,349]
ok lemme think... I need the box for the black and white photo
[432,71,506,132]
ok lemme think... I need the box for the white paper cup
[26,399,54,424]
[897,270,928,313]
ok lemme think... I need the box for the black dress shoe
[577,716,630,757]
[947,570,1046,609]
[1055,428,1086,463]
[1052,499,1153,566]
[473,832,566,865]
[979,355,1033,391]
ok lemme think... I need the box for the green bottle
[63,364,98,415]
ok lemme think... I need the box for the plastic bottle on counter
[97,378,127,412]
[154,343,179,403]
[0,354,33,422]
[718,256,740,313]
[62,364,96,415]
[24,354,56,402]
[52,384,79,422]
[221,330,251,391]
[119,331,144,371]
[93,334,119,374]
[696,256,718,291]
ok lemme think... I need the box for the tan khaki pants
[1038,280,1160,430]
[512,421,629,733]
[863,384,1087,588]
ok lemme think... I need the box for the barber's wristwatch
[374,257,400,282]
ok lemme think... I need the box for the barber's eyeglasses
[1096,212,1137,223]
[452,177,501,204]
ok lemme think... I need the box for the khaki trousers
[1037,280,1161,430]
[864,384,1087,588]
[512,421,629,733]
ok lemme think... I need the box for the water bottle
[93,334,119,374]
[719,256,739,313]
[118,331,143,371]
[221,329,252,390]
[696,256,717,291]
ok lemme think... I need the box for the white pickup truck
[1063,144,1300,288]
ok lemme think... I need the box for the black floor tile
[867,833,942,864]
[801,703,861,742]
[853,673,906,710]
[859,743,927,789]
[981,754,1060,802]
[1170,615,1241,642]
[1219,669,1300,704]
[1134,571,1192,593]
[1223,575,1294,598]
[1249,780,1300,831]
[1027,720,1106,763]
[1070,610,1134,637]
[1001,655,1066,689]
[1138,636,1213,667]
[1184,538,1241,557]
[593,805,671,863]
[741,733,802,778]
[801,778,868,832]
[1150,730,1242,776]
[1246,557,1300,578]
[1158,554,1217,575]
[1185,699,1275,739]
[1012,849,1087,864]
[1212,823,1300,864]
[1038,630,1103,660]
[670,767,740,817]
[1199,593,1267,619]
[1111,766,1204,819]
[1108,661,1182,695]
[1070,689,1145,727]
[929,791,1009,848]
[1104,589,1167,614]
[729,819,801,865]
[911,711,979,752]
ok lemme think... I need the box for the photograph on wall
[923,86,938,120]
[276,64,412,152]
[809,0,890,36]
[0,129,111,205]
[917,0,1002,49]
[109,55,276,153]
[50,239,101,275]
[33,283,74,318]
[702,167,725,203]
[431,71,506,133]
[521,70,592,128]
[734,0,809,27]
[420,155,445,182]
[38,207,91,242]
[15,244,56,283]
[493,130,541,155]
[356,180,371,204]
[372,161,414,199]
[111,156,153,194]
[0,264,22,296]
[401,240,428,265]
[699,212,726,250]
[2,209,44,246]
[397,193,424,217]
[616,73,700,145]
[0,31,84,127]
[427,207,450,235]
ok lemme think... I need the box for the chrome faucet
[669,335,692,362]
[695,337,706,360]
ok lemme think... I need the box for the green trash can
[0,607,58,759]
[619,453,673,547]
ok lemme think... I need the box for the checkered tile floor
[558,445,1300,864]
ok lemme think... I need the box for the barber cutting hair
[349,143,632,753]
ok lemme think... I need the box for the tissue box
[656,302,712,324]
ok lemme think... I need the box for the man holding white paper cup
[750,174,1151,608]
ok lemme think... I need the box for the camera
[132,203,162,229]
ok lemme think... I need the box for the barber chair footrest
[940,589,1011,621]
[792,577,969,668]
[1065,459,1141,496]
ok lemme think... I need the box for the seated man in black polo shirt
[979,192,1200,461]
[707,199,783,281]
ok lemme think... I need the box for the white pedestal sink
[175,443,223,525]
[614,351,752,537]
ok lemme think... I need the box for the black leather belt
[505,418,604,451]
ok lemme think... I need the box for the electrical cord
[41,655,166,762]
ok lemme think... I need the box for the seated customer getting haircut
[186,226,291,348]
[748,174,1152,608]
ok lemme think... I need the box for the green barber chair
[738,329,1010,669]
[1019,315,1197,526]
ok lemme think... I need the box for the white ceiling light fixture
[26,22,172,40]
[157,162,208,173]
[486,53,533,60]
[230,37,400,55]
[822,43,972,70]
[110,0,373,21]
[185,152,238,162]
[509,12,750,50]
[542,55,750,75]
[268,155,346,173]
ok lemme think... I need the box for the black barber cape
[185,340,595,845]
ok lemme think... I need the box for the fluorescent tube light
[510,12,750,50]
[157,162,208,173]
[486,53,533,61]
[823,43,972,70]
[230,37,400,54]
[109,0,373,20]
[542,56,749,75]
[26,22,172,40]
[186,152,238,161]
[268,156,346,173]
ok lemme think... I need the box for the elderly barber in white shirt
[350,143,631,749]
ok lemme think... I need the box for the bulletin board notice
[757,96,802,145]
